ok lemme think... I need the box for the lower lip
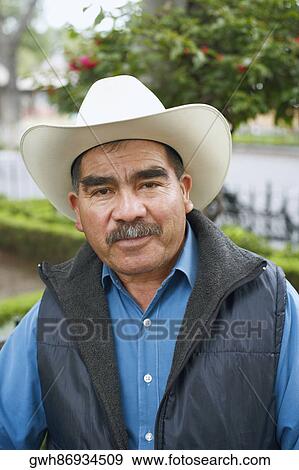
[114,235,152,248]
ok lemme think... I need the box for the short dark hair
[70,139,185,193]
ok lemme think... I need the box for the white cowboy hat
[20,75,232,220]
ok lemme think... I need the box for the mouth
[114,235,152,248]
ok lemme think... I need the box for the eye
[141,182,159,189]
[92,188,112,196]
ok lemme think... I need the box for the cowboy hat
[20,75,232,220]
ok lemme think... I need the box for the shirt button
[144,374,152,383]
[145,432,153,442]
[143,318,151,327]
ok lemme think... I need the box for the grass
[233,132,299,146]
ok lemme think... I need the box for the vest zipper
[154,260,267,449]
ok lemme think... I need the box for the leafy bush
[0,197,73,226]
[0,198,84,263]
[0,291,42,327]
[222,225,299,291]
[222,225,273,257]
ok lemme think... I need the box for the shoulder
[283,280,299,342]
[241,253,287,305]
[275,280,299,449]
[0,300,41,354]
[286,279,299,308]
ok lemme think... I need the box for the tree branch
[12,0,38,47]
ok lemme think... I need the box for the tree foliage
[49,0,299,131]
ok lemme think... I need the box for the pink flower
[69,61,80,71]
[78,55,98,69]
[200,45,210,54]
[237,64,248,73]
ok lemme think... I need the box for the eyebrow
[79,166,169,192]
[131,167,169,183]
[80,175,116,191]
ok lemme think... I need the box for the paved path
[226,144,299,220]
[0,250,43,300]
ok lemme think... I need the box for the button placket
[141,310,157,449]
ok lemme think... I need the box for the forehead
[80,139,171,177]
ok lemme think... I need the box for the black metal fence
[216,185,299,245]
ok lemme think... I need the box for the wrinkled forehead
[80,139,170,177]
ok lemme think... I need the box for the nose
[111,189,147,222]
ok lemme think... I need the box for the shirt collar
[101,219,198,290]
[173,219,198,289]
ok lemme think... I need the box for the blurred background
[0,0,299,342]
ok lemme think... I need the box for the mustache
[106,221,163,246]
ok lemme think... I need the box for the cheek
[152,199,186,236]
[157,190,186,217]
[79,204,109,240]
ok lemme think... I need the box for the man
[0,75,298,450]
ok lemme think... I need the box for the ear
[67,192,84,232]
[179,173,193,214]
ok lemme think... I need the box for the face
[68,140,193,279]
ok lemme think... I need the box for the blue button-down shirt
[0,221,299,449]
[101,220,198,449]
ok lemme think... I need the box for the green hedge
[0,198,84,263]
[0,197,72,225]
[0,291,43,327]
[233,133,299,146]
[222,225,299,291]
[222,225,273,257]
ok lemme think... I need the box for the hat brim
[20,103,231,221]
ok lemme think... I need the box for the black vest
[37,209,286,449]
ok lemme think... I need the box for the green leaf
[83,4,92,13]
[94,8,105,27]
[67,27,79,40]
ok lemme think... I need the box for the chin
[114,261,159,276]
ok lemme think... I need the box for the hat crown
[76,75,165,126]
